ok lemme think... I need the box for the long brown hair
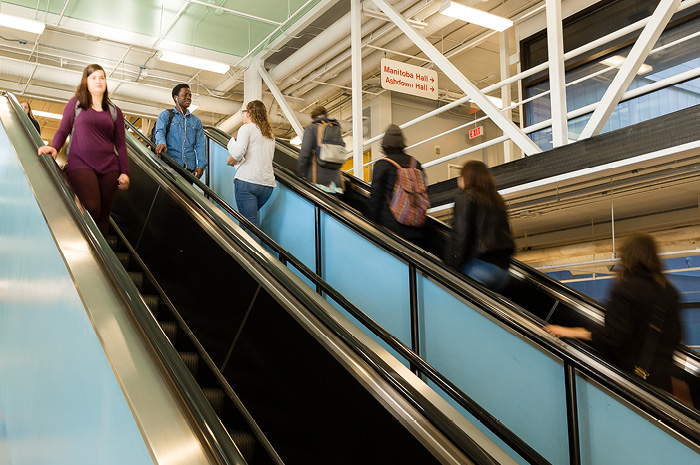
[459,161,506,211]
[618,233,667,287]
[75,64,112,111]
[246,100,274,139]
[20,101,36,119]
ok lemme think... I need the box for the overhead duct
[297,9,457,106]
[286,1,443,97]
[269,0,412,90]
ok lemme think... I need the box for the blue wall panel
[0,127,152,465]
[418,275,570,465]
[260,185,316,273]
[320,212,412,349]
[209,138,235,208]
[577,375,699,464]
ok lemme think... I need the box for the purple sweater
[51,97,129,175]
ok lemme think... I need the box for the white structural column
[351,0,365,180]
[258,66,304,138]
[244,58,263,104]
[579,0,681,140]
[372,0,541,156]
[499,30,515,162]
[546,0,568,148]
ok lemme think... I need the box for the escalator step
[128,271,144,291]
[202,388,225,417]
[107,235,118,250]
[142,295,160,316]
[160,321,177,345]
[179,352,199,377]
[115,252,130,269]
[227,428,256,464]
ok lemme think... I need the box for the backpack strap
[165,109,175,140]
[315,120,327,150]
[380,157,402,169]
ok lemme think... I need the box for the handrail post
[565,362,582,465]
[409,262,420,376]
[314,205,323,294]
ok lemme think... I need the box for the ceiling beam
[372,0,542,156]
[578,0,681,140]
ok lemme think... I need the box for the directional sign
[380,58,438,100]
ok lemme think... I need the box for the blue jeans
[234,179,273,238]
[462,259,510,292]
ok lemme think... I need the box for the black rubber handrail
[5,91,248,465]
[213,128,700,443]
[126,119,545,464]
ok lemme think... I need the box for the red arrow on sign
[430,77,434,83]
[430,86,434,92]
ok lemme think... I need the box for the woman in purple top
[38,64,129,235]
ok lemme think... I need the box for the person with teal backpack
[38,63,129,235]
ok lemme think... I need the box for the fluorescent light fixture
[188,104,199,112]
[601,55,653,75]
[439,1,513,31]
[290,136,302,146]
[33,110,63,120]
[0,13,45,35]
[158,50,230,74]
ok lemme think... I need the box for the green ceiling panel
[2,0,62,15]
[3,0,323,59]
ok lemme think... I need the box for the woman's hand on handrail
[38,145,57,158]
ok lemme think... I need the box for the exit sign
[469,126,484,139]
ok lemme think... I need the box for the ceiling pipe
[269,0,410,89]
[0,57,239,116]
[297,8,457,105]
[278,0,437,95]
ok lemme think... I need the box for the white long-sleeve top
[227,122,276,187]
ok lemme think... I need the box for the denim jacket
[155,108,207,170]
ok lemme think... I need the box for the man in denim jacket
[155,83,207,178]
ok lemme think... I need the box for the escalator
[192,124,700,464]
[3,91,523,465]
[268,132,700,400]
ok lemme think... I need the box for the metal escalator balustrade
[122,117,540,465]
[200,127,700,464]
[1,91,249,465]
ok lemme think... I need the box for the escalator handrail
[217,132,700,441]
[129,121,546,465]
[5,91,249,465]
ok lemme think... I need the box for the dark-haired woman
[445,160,514,292]
[38,64,129,235]
[20,101,41,134]
[545,234,682,393]
[226,100,276,238]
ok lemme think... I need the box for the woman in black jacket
[545,234,682,393]
[445,161,514,292]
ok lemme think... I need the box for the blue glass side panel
[418,274,570,465]
[0,127,152,464]
[424,379,526,465]
[320,212,413,348]
[577,375,699,464]
[209,138,236,208]
[260,185,316,272]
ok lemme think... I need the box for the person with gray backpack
[297,106,347,195]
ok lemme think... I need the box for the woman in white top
[226,100,276,237]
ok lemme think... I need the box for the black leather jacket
[445,189,514,269]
